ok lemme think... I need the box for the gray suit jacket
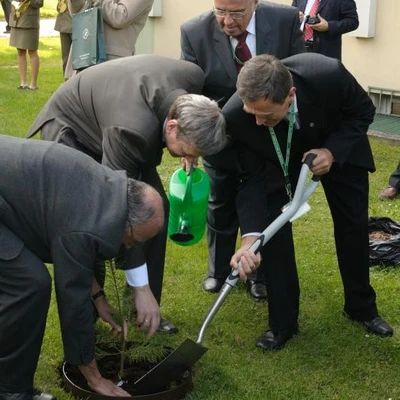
[27,55,205,178]
[180,1,306,106]
[0,135,127,365]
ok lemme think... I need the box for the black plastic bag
[369,216,400,266]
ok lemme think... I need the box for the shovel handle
[196,154,321,344]
[303,153,321,183]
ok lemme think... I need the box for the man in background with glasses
[180,0,306,300]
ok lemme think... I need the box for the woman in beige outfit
[65,0,154,78]
[9,0,43,89]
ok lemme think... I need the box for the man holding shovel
[227,53,393,351]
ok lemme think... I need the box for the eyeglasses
[212,6,249,19]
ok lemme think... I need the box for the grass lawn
[0,36,400,400]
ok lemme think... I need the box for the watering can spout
[170,229,194,243]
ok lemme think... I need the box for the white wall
[147,0,400,92]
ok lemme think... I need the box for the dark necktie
[235,31,252,73]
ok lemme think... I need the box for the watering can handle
[182,167,194,204]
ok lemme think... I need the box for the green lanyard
[268,103,295,200]
[229,40,245,65]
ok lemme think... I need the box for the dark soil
[369,231,393,241]
[63,355,190,396]
[61,341,193,399]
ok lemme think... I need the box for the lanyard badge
[268,103,295,200]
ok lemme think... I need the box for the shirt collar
[229,11,256,42]
[285,94,301,129]
[246,11,256,36]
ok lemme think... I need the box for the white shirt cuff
[125,264,149,287]
[242,232,262,238]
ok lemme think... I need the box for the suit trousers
[321,163,377,320]
[204,159,239,280]
[132,167,169,304]
[0,225,51,393]
[203,158,264,283]
[261,188,299,331]
[59,32,72,76]
[40,122,169,305]
[263,163,378,330]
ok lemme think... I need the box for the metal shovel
[133,154,321,392]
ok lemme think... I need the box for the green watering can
[168,167,210,246]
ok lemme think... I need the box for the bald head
[132,186,164,242]
[122,179,164,249]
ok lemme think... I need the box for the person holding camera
[292,0,359,60]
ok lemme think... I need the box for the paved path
[0,18,58,39]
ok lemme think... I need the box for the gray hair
[126,178,156,229]
[236,54,293,104]
[167,94,227,155]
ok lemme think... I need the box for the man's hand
[132,285,160,337]
[79,359,130,397]
[93,296,128,338]
[181,157,198,174]
[230,236,261,281]
[302,148,334,175]
[311,14,329,32]
[298,10,304,23]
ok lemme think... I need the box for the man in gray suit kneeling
[0,135,165,399]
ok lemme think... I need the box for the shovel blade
[133,338,207,392]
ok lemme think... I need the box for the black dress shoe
[157,317,178,334]
[362,316,393,337]
[255,325,298,351]
[202,276,224,293]
[246,279,267,301]
[0,389,56,400]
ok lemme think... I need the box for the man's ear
[289,87,296,101]
[165,119,178,137]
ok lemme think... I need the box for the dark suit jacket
[292,0,358,59]
[0,135,127,365]
[222,53,375,233]
[181,1,306,106]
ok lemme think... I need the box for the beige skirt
[10,27,39,51]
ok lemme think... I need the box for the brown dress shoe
[379,186,398,200]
